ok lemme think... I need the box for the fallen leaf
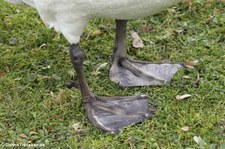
[193,136,201,144]
[131,30,144,48]
[30,131,39,135]
[184,60,199,68]
[176,94,191,100]
[195,73,200,86]
[193,136,207,145]
[91,62,108,76]
[38,43,46,50]
[19,133,28,139]
[182,75,191,79]
[181,126,190,131]
[72,123,81,131]
[96,62,108,72]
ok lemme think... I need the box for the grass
[0,0,225,148]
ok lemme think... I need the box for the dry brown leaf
[176,94,191,100]
[72,122,81,131]
[19,133,28,139]
[181,126,190,131]
[184,60,199,68]
[131,30,144,48]
[195,73,200,85]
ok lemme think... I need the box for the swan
[6,0,184,134]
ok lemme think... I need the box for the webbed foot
[84,95,152,134]
[110,58,184,87]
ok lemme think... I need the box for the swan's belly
[89,0,182,19]
[38,0,182,20]
[34,0,182,44]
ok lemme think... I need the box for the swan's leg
[110,20,185,87]
[69,44,94,99]
[69,44,152,134]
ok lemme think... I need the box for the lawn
[0,0,224,148]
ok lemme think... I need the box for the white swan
[6,0,184,133]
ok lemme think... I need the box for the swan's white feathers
[6,0,181,44]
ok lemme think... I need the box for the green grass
[0,0,225,148]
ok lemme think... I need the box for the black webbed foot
[110,58,184,87]
[84,95,152,134]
